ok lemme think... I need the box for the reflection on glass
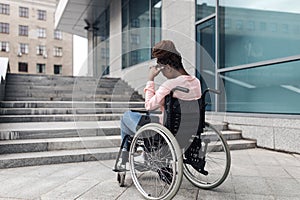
[122,0,161,69]
[196,0,216,21]
[221,61,300,114]
[95,7,110,75]
[219,0,300,68]
[196,19,215,110]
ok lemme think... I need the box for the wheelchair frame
[113,88,231,199]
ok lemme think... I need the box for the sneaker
[136,146,144,154]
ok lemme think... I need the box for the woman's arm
[144,81,170,110]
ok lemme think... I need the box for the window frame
[18,62,28,72]
[53,47,63,57]
[54,64,62,75]
[19,25,29,36]
[0,41,9,52]
[36,45,46,55]
[19,43,29,54]
[0,3,10,15]
[0,22,9,34]
[19,6,29,18]
[54,30,62,40]
[37,10,47,21]
[36,63,46,74]
[37,28,46,38]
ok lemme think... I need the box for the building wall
[0,0,73,76]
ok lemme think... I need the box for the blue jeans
[120,110,158,150]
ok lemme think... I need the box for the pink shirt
[144,75,201,123]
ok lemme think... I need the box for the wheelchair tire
[183,122,231,189]
[129,123,183,200]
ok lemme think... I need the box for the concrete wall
[207,112,300,154]
[109,0,122,78]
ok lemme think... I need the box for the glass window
[37,10,46,20]
[196,0,215,21]
[0,41,9,52]
[36,45,46,55]
[19,7,29,18]
[19,25,28,36]
[122,0,161,69]
[36,63,46,74]
[37,28,46,38]
[219,0,300,68]
[19,43,29,54]
[0,3,9,15]
[54,30,62,40]
[18,62,28,72]
[221,61,300,114]
[53,47,63,57]
[196,19,216,111]
[0,23,9,34]
[94,6,110,76]
[54,65,62,75]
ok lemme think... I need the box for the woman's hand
[148,65,162,81]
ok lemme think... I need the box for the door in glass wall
[196,19,215,110]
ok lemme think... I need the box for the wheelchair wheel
[129,123,183,200]
[183,122,231,189]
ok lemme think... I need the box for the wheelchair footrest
[112,168,129,172]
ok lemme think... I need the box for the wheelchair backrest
[163,94,205,149]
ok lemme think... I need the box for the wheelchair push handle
[202,88,221,98]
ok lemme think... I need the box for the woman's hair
[152,40,183,70]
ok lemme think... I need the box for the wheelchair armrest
[131,109,161,115]
[171,86,190,93]
[131,109,149,114]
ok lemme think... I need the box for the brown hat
[152,40,183,69]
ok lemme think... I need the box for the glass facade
[122,0,161,69]
[196,0,300,114]
[94,7,110,75]
[222,61,300,114]
[196,0,215,21]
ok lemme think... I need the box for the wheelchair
[113,87,231,200]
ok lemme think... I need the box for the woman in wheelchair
[114,40,231,200]
[119,40,201,163]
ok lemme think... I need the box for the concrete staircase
[0,73,256,169]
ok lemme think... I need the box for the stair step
[227,139,256,150]
[4,95,143,101]
[0,132,244,154]
[0,113,124,123]
[0,121,120,139]
[0,107,135,115]
[0,147,119,169]
[221,130,242,140]
[0,101,145,108]
[0,139,256,169]
[0,136,121,154]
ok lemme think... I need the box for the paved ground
[0,148,299,200]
